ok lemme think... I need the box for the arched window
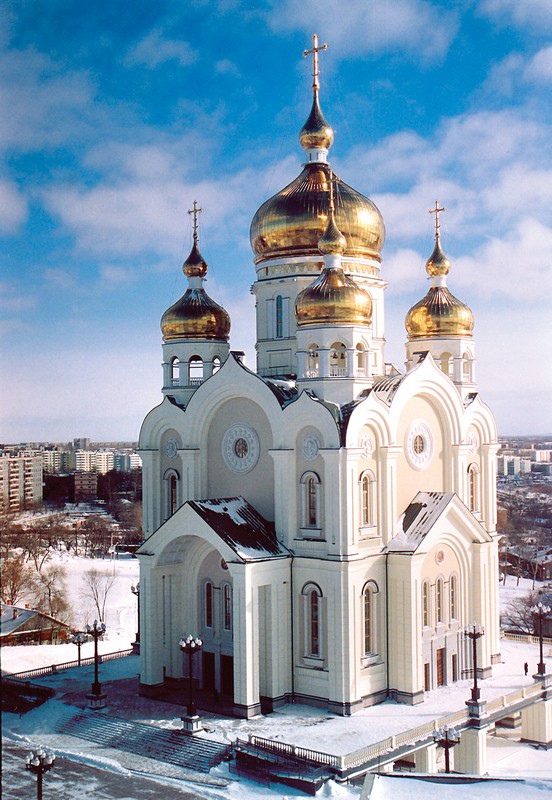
[163,468,180,520]
[171,357,179,385]
[205,581,213,628]
[436,578,444,624]
[360,470,376,528]
[302,583,323,659]
[356,343,367,376]
[422,580,430,628]
[301,472,321,533]
[307,344,319,378]
[189,356,204,385]
[440,352,452,378]
[330,342,347,377]
[462,352,473,382]
[223,583,232,631]
[468,464,479,513]
[212,356,221,374]
[362,581,379,658]
[276,295,283,338]
[450,574,458,620]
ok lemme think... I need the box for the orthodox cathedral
[137,37,500,717]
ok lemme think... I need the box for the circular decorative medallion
[436,550,445,564]
[302,434,320,460]
[165,437,179,459]
[222,423,260,474]
[467,430,478,454]
[405,420,434,470]
[359,433,374,459]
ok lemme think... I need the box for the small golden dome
[295,267,372,327]
[318,208,346,255]
[299,92,334,152]
[405,287,474,339]
[250,163,385,264]
[425,238,450,277]
[183,241,207,278]
[161,289,230,341]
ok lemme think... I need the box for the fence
[5,648,134,680]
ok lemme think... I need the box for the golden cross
[429,200,445,239]
[327,170,340,213]
[303,33,328,92]
[188,200,203,243]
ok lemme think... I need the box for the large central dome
[250,162,385,264]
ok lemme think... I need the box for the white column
[231,564,261,717]
[454,725,488,775]
[521,682,552,747]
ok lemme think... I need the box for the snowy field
[2,556,552,798]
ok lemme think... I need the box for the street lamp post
[530,600,551,676]
[432,726,460,773]
[131,582,140,652]
[25,748,55,800]
[86,619,107,709]
[464,623,485,703]
[71,631,88,667]
[179,635,202,717]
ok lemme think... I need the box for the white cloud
[478,0,552,29]
[215,59,241,77]
[267,0,457,60]
[0,179,27,231]
[125,28,197,69]
[525,45,552,82]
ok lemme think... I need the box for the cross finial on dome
[429,201,445,242]
[303,34,328,93]
[188,200,203,244]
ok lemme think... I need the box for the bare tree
[80,567,116,621]
[0,555,35,606]
[502,590,540,634]
[32,563,71,624]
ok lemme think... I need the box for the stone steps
[58,711,232,772]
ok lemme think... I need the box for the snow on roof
[188,497,290,561]
[387,492,455,552]
[0,605,37,635]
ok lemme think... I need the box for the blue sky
[1,0,551,442]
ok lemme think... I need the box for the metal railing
[4,648,134,680]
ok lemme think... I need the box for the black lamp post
[179,635,202,716]
[86,619,106,702]
[25,748,55,800]
[71,631,88,667]
[464,623,485,702]
[131,582,140,649]
[530,600,551,676]
[432,725,460,773]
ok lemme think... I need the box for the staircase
[58,711,233,773]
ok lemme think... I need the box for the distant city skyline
[1,1,551,441]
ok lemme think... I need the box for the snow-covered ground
[2,556,552,798]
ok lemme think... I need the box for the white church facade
[137,37,500,718]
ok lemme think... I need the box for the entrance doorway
[203,651,215,691]
[436,648,445,686]
[220,654,234,696]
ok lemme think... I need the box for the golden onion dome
[318,207,347,255]
[183,240,207,278]
[425,238,450,277]
[405,286,474,339]
[250,162,385,264]
[295,267,372,327]
[161,237,230,342]
[299,92,334,152]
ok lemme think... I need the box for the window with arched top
[189,356,204,385]
[462,352,473,381]
[356,343,367,376]
[300,472,322,534]
[307,344,319,378]
[362,581,379,660]
[360,470,376,529]
[440,352,453,378]
[302,583,324,659]
[276,295,283,338]
[204,581,213,628]
[163,469,180,520]
[329,342,347,377]
[468,464,480,513]
[212,356,221,374]
[222,583,232,631]
[436,577,444,624]
[450,574,458,621]
[171,357,180,385]
[422,580,430,628]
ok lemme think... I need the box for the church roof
[387,491,456,553]
[187,497,289,561]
